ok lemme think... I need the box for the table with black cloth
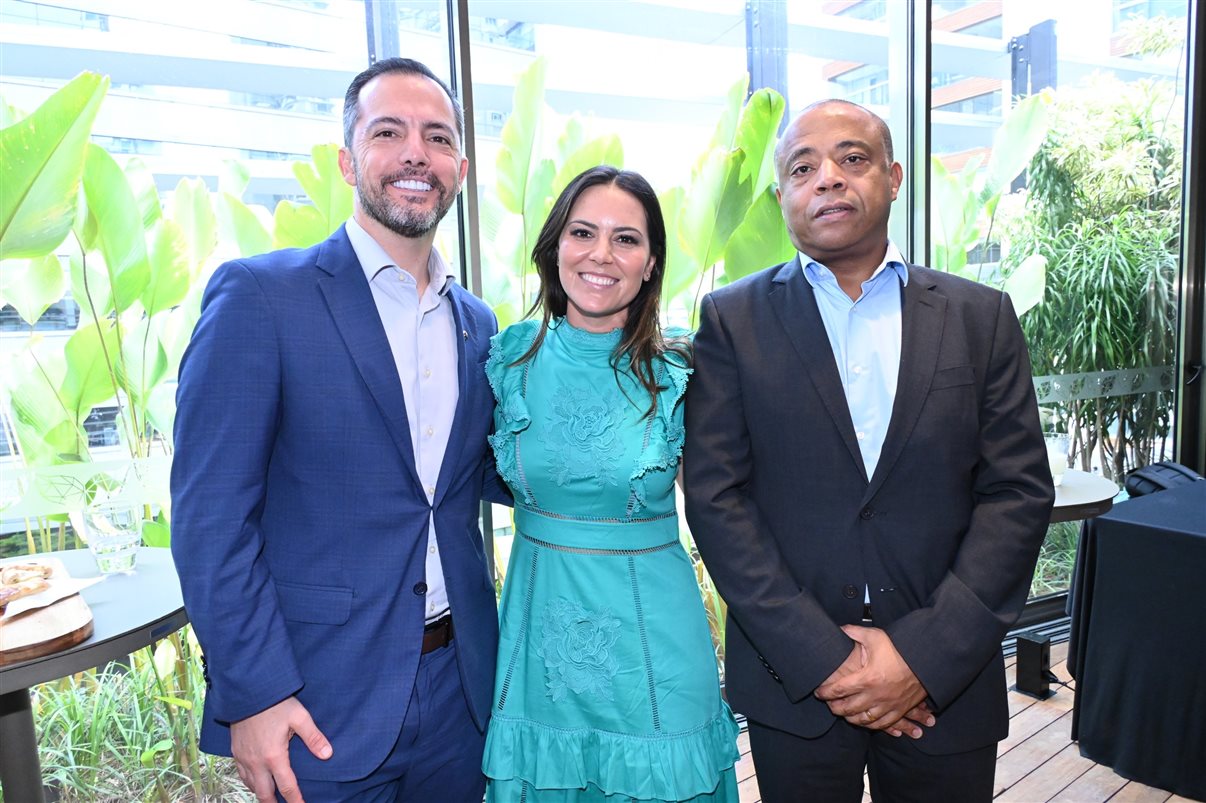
[1067,481,1206,800]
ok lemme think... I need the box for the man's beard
[356,165,457,238]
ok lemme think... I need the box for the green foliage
[1006,75,1181,479]
[0,72,108,259]
[930,91,1051,315]
[33,631,245,802]
[483,65,789,326]
[0,253,64,326]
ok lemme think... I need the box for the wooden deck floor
[733,641,1197,803]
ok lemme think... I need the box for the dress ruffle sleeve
[628,334,693,515]
[487,320,541,505]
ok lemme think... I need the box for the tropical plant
[482,58,795,329]
[0,70,351,797]
[1004,74,1181,481]
[929,90,1053,316]
[0,73,352,551]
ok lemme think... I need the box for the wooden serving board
[0,558,95,665]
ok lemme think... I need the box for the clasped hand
[814,625,934,739]
[231,696,333,803]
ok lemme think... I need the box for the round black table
[0,547,188,803]
[1050,468,1120,523]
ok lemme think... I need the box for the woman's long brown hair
[514,165,691,419]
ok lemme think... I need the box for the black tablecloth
[1067,481,1206,800]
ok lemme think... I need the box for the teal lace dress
[482,318,739,803]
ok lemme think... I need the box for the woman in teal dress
[482,166,739,802]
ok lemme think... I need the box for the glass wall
[0,0,1199,594]
[925,0,1191,595]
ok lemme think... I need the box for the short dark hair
[342,58,464,149]
[520,165,690,417]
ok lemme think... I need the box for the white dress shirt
[345,217,459,623]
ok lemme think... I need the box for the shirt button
[429,545,436,554]
[426,426,434,437]
[843,584,859,599]
[852,365,863,375]
[856,431,867,440]
[426,485,435,496]
[424,368,432,378]
[413,582,427,595]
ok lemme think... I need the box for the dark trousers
[281,642,487,803]
[748,717,996,803]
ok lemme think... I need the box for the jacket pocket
[930,364,976,391]
[275,580,353,625]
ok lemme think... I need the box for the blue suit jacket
[170,226,506,780]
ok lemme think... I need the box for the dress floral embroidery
[482,318,739,803]
[539,383,625,487]
[538,597,622,703]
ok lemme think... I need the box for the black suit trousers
[748,718,996,803]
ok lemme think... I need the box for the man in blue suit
[171,58,508,802]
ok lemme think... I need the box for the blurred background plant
[1004,72,1181,484]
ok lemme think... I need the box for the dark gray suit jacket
[684,256,1054,755]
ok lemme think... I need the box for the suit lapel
[770,257,867,481]
[863,265,946,502]
[433,288,473,508]
[315,228,423,494]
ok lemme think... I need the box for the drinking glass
[1044,434,1070,488]
[80,503,143,574]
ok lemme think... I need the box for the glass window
[928,0,1192,598]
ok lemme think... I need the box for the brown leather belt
[421,613,454,654]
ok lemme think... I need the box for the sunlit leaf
[979,92,1051,203]
[4,348,81,464]
[67,246,112,322]
[80,144,150,314]
[215,192,272,257]
[734,88,786,198]
[118,316,168,411]
[522,157,556,266]
[142,218,191,316]
[0,254,64,326]
[1004,253,1047,317]
[556,116,587,163]
[703,75,749,156]
[123,157,162,230]
[723,186,796,282]
[145,381,178,449]
[291,144,353,237]
[496,58,546,216]
[219,159,252,198]
[679,147,751,270]
[0,72,109,259]
[62,321,121,425]
[658,187,701,306]
[551,135,624,200]
[272,200,327,250]
[171,177,217,277]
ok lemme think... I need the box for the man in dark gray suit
[684,99,1054,802]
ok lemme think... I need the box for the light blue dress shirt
[800,241,908,481]
[345,217,459,623]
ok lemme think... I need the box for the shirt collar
[800,240,909,289]
[344,216,456,296]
